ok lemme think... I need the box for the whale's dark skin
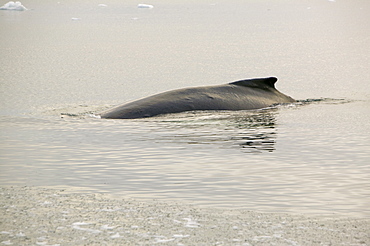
[100,77,295,119]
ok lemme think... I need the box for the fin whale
[100,77,295,119]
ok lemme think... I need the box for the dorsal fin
[229,77,278,89]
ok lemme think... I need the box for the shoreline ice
[1,186,369,245]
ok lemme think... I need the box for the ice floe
[154,236,174,243]
[137,4,153,9]
[100,224,116,230]
[173,234,190,238]
[72,222,101,234]
[110,233,121,239]
[1,241,12,245]
[15,232,26,237]
[0,1,27,11]
[183,218,200,228]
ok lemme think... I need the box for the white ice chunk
[137,4,153,9]
[173,234,190,238]
[183,218,200,228]
[16,232,26,237]
[98,4,107,7]
[155,238,174,243]
[72,222,91,226]
[110,233,121,238]
[100,225,116,230]
[71,17,81,21]
[0,1,27,11]
[72,222,101,234]
[1,241,13,245]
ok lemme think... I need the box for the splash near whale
[100,77,295,119]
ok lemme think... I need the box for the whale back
[100,77,295,119]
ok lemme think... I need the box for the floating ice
[154,237,174,243]
[16,232,26,237]
[72,222,90,226]
[173,234,190,238]
[137,4,153,9]
[35,242,47,245]
[71,17,81,21]
[0,1,27,11]
[110,233,121,239]
[183,218,200,228]
[100,208,118,212]
[98,4,107,7]
[100,224,116,230]
[72,222,101,234]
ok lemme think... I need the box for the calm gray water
[1,0,369,217]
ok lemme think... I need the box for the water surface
[1,0,369,217]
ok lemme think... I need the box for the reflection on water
[231,112,276,153]
[137,110,278,153]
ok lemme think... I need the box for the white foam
[71,17,81,21]
[89,114,101,119]
[137,4,153,9]
[98,4,107,7]
[0,1,27,11]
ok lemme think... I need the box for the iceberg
[0,1,27,11]
[137,4,153,9]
